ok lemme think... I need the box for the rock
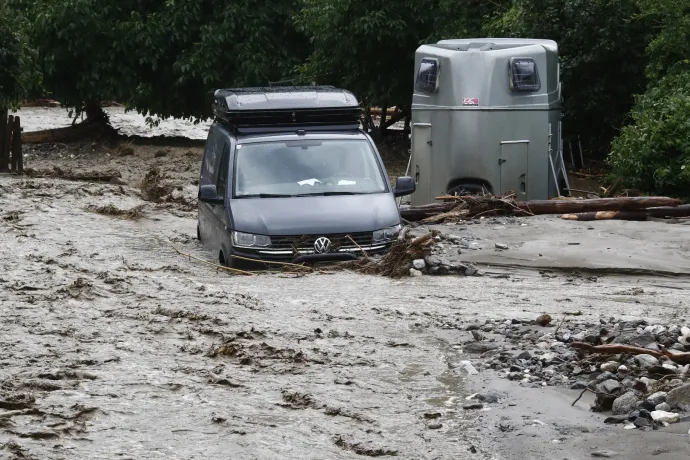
[604,415,629,424]
[541,352,559,365]
[633,354,659,369]
[644,325,667,336]
[633,417,652,428]
[612,392,639,415]
[507,372,522,381]
[594,372,618,384]
[463,342,501,354]
[667,383,690,411]
[613,332,655,348]
[645,391,668,407]
[570,381,588,390]
[592,380,622,411]
[427,421,443,429]
[459,361,479,375]
[637,409,653,420]
[475,390,502,404]
[536,314,552,327]
[516,351,532,360]
[591,451,619,458]
[670,343,687,351]
[681,326,690,337]
[424,255,442,267]
[409,268,423,277]
[495,243,509,250]
[645,342,661,351]
[428,265,450,276]
[617,365,629,374]
[651,410,680,424]
[655,402,671,412]
[599,379,622,395]
[462,403,483,410]
[412,259,426,270]
[600,361,619,373]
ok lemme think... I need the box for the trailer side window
[415,58,440,93]
[509,58,541,92]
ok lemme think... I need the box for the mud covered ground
[2,152,689,459]
[0,112,681,459]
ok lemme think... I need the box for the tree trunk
[517,196,682,214]
[560,211,648,221]
[83,100,109,125]
[378,103,387,141]
[400,196,683,222]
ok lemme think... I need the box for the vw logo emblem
[314,237,331,254]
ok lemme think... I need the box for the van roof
[212,86,361,134]
[213,86,359,111]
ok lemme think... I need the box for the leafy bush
[608,70,690,197]
[0,0,35,107]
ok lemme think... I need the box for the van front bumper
[231,242,392,266]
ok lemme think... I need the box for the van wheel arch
[447,179,493,196]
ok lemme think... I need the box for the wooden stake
[0,108,7,171]
[12,116,22,172]
[5,115,14,172]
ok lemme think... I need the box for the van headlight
[373,224,402,243]
[231,231,272,248]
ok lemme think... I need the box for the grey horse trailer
[410,38,569,205]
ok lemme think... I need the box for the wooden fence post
[0,108,7,171]
[4,115,13,172]
[12,116,22,172]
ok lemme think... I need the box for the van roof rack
[212,86,361,133]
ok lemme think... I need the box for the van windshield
[234,139,388,197]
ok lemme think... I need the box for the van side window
[201,129,221,184]
[415,58,440,93]
[217,144,230,197]
[509,58,541,92]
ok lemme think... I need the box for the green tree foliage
[606,1,690,196]
[23,0,308,121]
[484,0,654,154]
[0,0,35,108]
[295,0,508,110]
[608,69,690,197]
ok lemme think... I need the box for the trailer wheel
[447,183,488,196]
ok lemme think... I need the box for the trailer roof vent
[212,86,361,133]
[415,58,440,93]
[509,57,541,92]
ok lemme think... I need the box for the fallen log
[561,204,690,221]
[421,209,470,224]
[560,211,648,221]
[646,204,690,218]
[401,196,684,222]
[399,202,457,221]
[571,342,690,365]
[517,196,682,214]
[22,122,118,144]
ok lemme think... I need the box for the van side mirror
[393,176,415,198]
[198,184,224,204]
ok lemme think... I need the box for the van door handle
[498,159,506,165]
[427,140,433,146]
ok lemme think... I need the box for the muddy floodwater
[2,173,688,459]
[1,111,686,458]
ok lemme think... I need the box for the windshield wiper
[295,191,363,197]
[239,193,294,198]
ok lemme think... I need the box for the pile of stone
[408,231,481,277]
[462,317,690,429]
